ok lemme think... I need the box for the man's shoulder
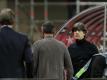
[35,38,66,47]
[85,41,98,51]
[17,32,27,36]
[84,40,96,46]
[33,39,44,46]
[16,32,28,38]
[13,32,30,42]
[55,39,67,46]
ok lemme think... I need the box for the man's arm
[64,46,74,80]
[24,38,33,78]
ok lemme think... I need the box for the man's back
[33,38,73,80]
[0,26,32,78]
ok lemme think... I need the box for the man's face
[73,30,85,40]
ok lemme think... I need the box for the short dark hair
[72,22,87,33]
[42,21,54,33]
[0,8,15,25]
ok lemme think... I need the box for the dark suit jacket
[0,26,33,78]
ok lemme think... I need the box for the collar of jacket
[76,38,86,45]
[0,25,13,29]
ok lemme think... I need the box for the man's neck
[44,33,54,38]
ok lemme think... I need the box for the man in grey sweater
[32,21,74,80]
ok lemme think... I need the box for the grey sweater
[32,37,73,80]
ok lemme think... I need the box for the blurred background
[0,0,107,51]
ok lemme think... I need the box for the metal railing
[14,1,107,48]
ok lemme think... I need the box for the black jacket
[0,26,33,78]
[68,39,99,79]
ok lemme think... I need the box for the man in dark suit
[0,8,33,78]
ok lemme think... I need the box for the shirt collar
[0,25,13,29]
